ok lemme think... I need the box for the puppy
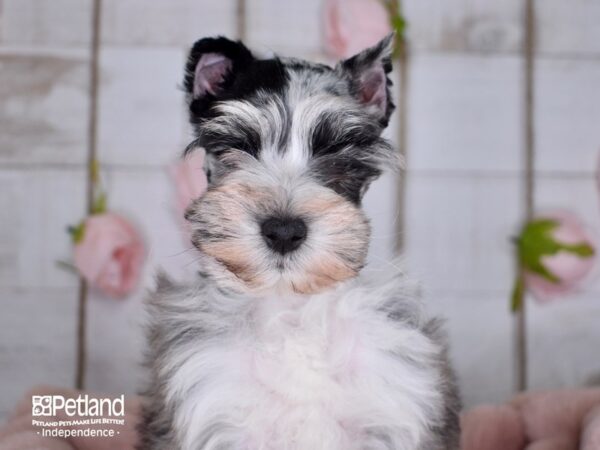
[139,34,461,450]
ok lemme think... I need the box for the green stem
[511,272,525,313]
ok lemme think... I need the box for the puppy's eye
[311,122,380,157]
[312,139,350,156]
[311,123,350,156]
[313,156,381,204]
[226,138,259,155]
[204,136,259,158]
[200,123,261,157]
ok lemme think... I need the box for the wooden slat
[404,173,518,404]
[0,168,86,288]
[97,47,188,167]
[428,291,514,406]
[528,297,600,389]
[535,58,600,174]
[536,0,600,57]
[246,0,325,58]
[1,0,93,48]
[407,53,522,173]
[364,172,402,264]
[403,0,522,53]
[0,52,89,166]
[0,168,83,419]
[0,287,77,419]
[100,0,237,47]
[404,173,521,292]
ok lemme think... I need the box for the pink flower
[323,0,393,58]
[74,213,145,298]
[170,149,208,217]
[523,212,596,302]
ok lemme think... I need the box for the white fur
[158,265,446,450]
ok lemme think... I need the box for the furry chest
[169,295,443,449]
[160,282,452,450]
[231,298,388,449]
[247,299,362,407]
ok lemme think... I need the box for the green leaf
[67,222,86,244]
[380,0,409,59]
[391,14,407,37]
[55,260,78,274]
[92,191,107,214]
[511,274,525,313]
[516,218,595,284]
[517,219,560,282]
[562,242,595,258]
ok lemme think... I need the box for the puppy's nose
[261,217,307,254]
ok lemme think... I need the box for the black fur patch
[312,154,381,204]
[309,111,391,203]
[185,36,289,125]
[310,112,381,157]
[197,118,263,158]
[184,37,254,116]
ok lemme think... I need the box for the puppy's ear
[184,36,255,120]
[337,33,395,127]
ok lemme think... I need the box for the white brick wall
[1,0,599,419]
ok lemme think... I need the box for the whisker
[166,246,197,258]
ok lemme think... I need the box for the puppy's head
[183,35,397,295]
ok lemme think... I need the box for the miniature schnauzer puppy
[139,35,460,450]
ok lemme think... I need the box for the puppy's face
[183,36,397,295]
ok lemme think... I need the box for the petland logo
[32,395,125,417]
